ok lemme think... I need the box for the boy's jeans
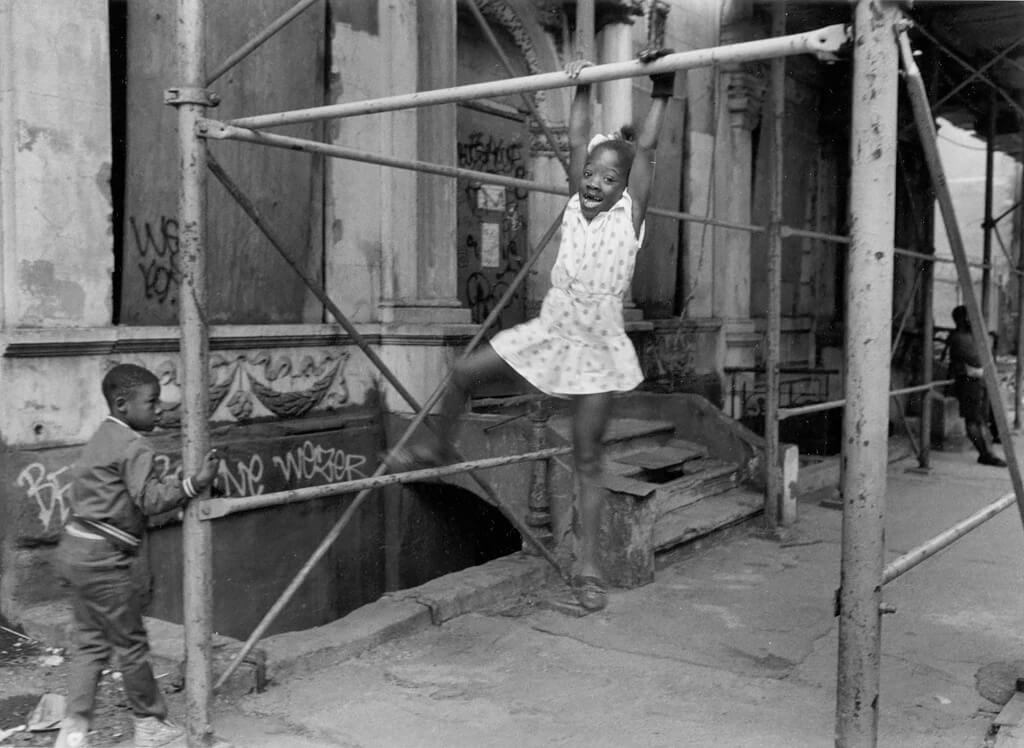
[56,532,167,724]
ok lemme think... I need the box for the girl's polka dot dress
[491,191,644,397]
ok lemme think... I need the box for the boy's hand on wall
[193,448,221,493]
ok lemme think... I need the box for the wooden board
[121,1,325,324]
[616,441,708,470]
[996,693,1024,727]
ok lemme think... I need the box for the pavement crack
[528,622,776,678]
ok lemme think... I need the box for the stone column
[378,0,469,325]
[598,18,633,135]
[0,0,114,329]
[715,13,765,369]
[598,5,643,319]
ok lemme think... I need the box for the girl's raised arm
[565,59,593,189]
[629,52,676,237]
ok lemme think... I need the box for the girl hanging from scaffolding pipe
[390,52,675,611]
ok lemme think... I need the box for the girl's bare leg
[571,392,613,610]
[436,342,526,448]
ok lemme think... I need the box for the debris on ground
[25,694,64,732]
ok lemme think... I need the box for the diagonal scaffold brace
[897,27,1024,527]
[207,154,570,691]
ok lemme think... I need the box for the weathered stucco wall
[1,410,389,637]
[0,0,114,329]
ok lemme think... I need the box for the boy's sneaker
[133,716,185,747]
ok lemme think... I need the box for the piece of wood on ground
[995,692,1024,727]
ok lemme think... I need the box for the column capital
[726,68,767,132]
[530,123,569,160]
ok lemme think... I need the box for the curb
[260,552,549,682]
[13,552,550,687]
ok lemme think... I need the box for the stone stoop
[598,437,758,588]
[547,415,677,460]
[544,414,764,589]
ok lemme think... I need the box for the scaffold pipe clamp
[165,86,220,107]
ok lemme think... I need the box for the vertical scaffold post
[920,246,934,469]
[1016,130,1024,430]
[765,2,786,526]
[982,90,997,323]
[835,3,899,746]
[176,0,214,744]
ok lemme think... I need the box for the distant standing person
[948,305,1006,467]
[54,364,219,748]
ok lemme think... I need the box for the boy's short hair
[102,364,159,406]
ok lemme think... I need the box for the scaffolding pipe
[205,0,320,86]
[900,31,1024,531]
[996,198,1022,226]
[174,0,213,744]
[227,25,849,129]
[765,2,786,527]
[199,446,573,520]
[209,163,570,690]
[202,120,1011,277]
[1016,139,1024,429]
[921,247,935,469]
[462,0,570,175]
[777,380,952,420]
[911,24,1024,127]
[882,492,1015,584]
[982,90,996,323]
[202,123,567,196]
[835,5,899,745]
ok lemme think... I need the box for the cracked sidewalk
[197,442,1024,747]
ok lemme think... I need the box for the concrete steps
[548,421,765,588]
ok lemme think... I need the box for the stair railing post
[525,399,553,551]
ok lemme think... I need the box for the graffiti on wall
[457,130,528,326]
[641,325,697,386]
[272,440,368,486]
[17,463,73,534]
[14,434,372,537]
[129,215,181,306]
[458,132,528,197]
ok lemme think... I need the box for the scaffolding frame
[165,2,1024,746]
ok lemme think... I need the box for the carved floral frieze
[105,350,351,428]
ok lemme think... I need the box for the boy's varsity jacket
[68,416,198,552]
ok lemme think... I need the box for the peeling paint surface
[16,121,72,153]
[18,260,86,321]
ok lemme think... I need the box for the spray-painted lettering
[130,215,180,305]
[18,463,73,532]
[272,440,367,485]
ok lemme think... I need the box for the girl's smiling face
[578,147,629,220]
